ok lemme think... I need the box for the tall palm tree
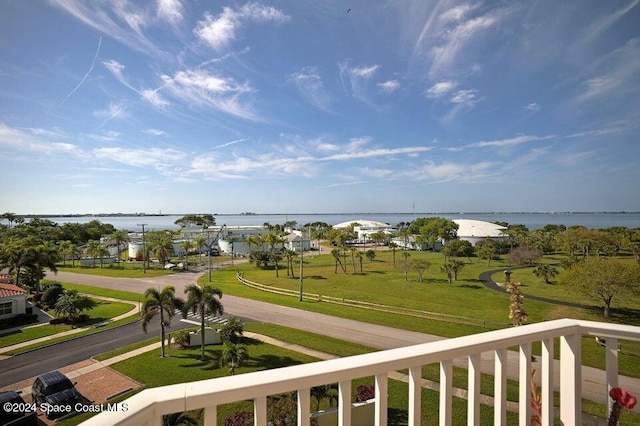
[533,264,559,284]
[179,240,194,270]
[57,240,75,266]
[219,341,248,375]
[183,284,224,361]
[108,230,130,264]
[194,235,206,265]
[85,240,101,267]
[141,286,185,358]
[97,245,110,268]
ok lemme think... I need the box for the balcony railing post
[606,337,619,417]
[408,366,422,425]
[494,348,507,426]
[439,359,453,426]
[560,332,582,425]
[375,373,388,426]
[541,338,554,426]
[519,343,532,426]
[254,396,267,426]
[297,388,311,426]
[467,354,480,426]
[338,380,352,426]
[203,405,217,426]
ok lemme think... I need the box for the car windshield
[45,379,73,395]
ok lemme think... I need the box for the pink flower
[610,387,638,410]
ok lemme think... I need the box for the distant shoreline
[13,211,640,218]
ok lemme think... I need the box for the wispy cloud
[583,0,639,42]
[157,0,184,25]
[338,63,380,101]
[93,146,186,168]
[213,138,249,149]
[404,160,499,184]
[0,123,85,157]
[93,102,128,123]
[161,68,258,120]
[49,0,163,56]
[59,36,102,106]
[525,102,540,112]
[194,2,289,51]
[426,81,457,98]
[377,80,400,94]
[288,67,332,111]
[469,134,553,148]
[144,129,166,136]
[574,38,640,103]
[450,89,479,106]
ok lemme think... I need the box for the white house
[333,220,394,242]
[0,282,28,320]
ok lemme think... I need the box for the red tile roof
[0,283,28,298]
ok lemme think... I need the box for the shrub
[506,247,543,266]
[42,284,65,308]
[172,330,191,347]
[355,384,375,402]
[223,411,253,426]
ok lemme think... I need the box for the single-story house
[452,219,508,246]
[0,283,28,320]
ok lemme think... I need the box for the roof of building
[0,283,28,298]
[334,219,391,229]
[453,219,506,238]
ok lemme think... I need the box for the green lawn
[58,264,173,278]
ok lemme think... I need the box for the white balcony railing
[81,319,640,426]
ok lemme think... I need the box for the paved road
[2,268,639,412]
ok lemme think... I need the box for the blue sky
[1,1,639,215]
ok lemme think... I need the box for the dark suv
[0,391,37,425]
[31,371,81,419]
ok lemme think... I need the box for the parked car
[0,391,37,425]
[31,370,81,420]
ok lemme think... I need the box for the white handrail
[81,319,640,426]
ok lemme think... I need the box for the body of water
[10,212,640,231]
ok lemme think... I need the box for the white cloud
[288,67,332,111]
[144,129,166,136]
[142,89,170,108]
[525,102,540,112]
[93,102,128,121]
[93,147,186,168]
[450,89,479,105]
[426,81,457,98]
[194,3,289,51]
[0,123,85,157]
[469,134,550,148]
[161,68,258,120]
[439,4,477,23]
[409,160,498,183]
[574,38,640,103]
[377,80,400,94]
[339,63,380,100]
[157,0,183,25]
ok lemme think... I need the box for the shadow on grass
[248,354,305,371]
[459,284,483,290]
[308,275,327,280]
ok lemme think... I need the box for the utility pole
[138,223,147,273]
[299,235,304,301]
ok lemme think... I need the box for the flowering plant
[609,387,637,426]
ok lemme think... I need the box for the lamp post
[137,223,147,273]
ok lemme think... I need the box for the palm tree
[195,235,206,265]
[219,341,248,375]
[24,242,59,293]
[85,240,101,267]
[96,245,110,268]
[450,259,465,281]
[54,289,97,325]
[412,259,431,282]
[331,249,346,274]
[533,264,559,284]
[441,262,455,286]
[179,240,194,270]
[141,286,185,358]
[57,240,75,266]
[162,412,198,426]
[282,248,297,278]
[220,316,244,344]
[183,284,224,361]
[1,212,18,228]
[108,230,130,264]
[146,231,175,267]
